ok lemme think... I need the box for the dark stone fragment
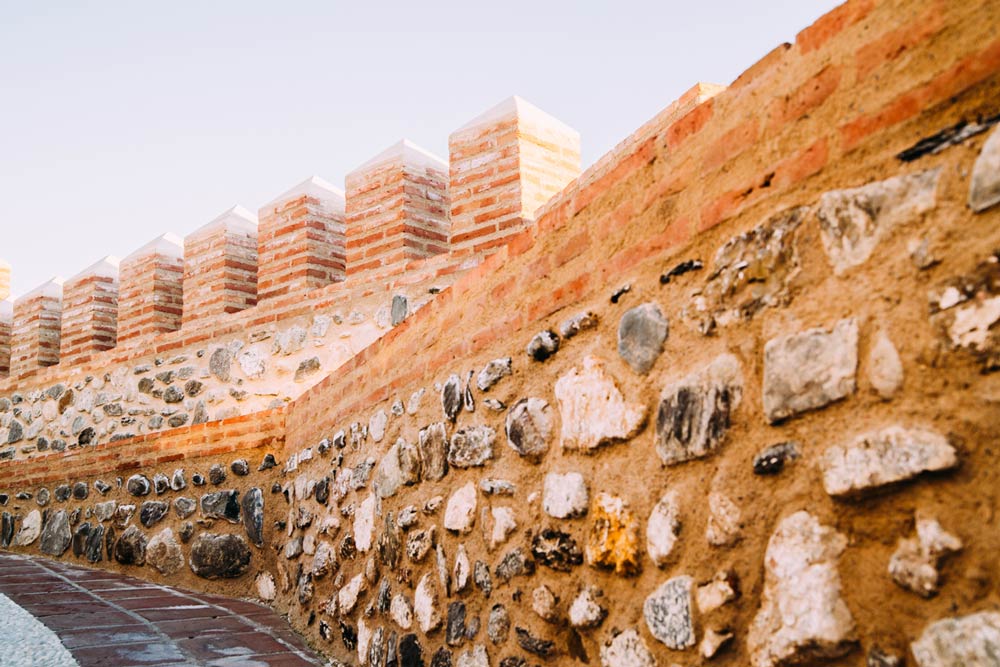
[897,114,1000,162]
[7,420,24,444]
[72,482,89,500]
[178,522,195,543]
[418,423,448,482]
[258,453,277,471]
[297,571,314,604]
[391,295,409,326]
[378,514,401,570]
[376,579,391,613]
[431,648,452,667]
[105,525,116,560]
[191,402,208,426]
[386,630,399,667]
[36,488,50,507]
[294,357,321,382]
[753,441,801,476]
[114,525,147,565]
[516,627,556,658]
[0,448,13,461]
[495,548,536,582]
[138,377,155,394]
[184,380,204,397]
[140,501,169,528]
[531,529,583,571]
[446,602,467,646]
[317,439,331,455]
[618,302,668,374]
[400,634,424,667]
[319,620,332,642]
[110,433,136,443]
[201,490,241,523]
[505,398,550,459]
[126,474,151,497]
[15,492,31,500]
[230,459,249,476]
[163,386,184,403]
[153,473,169,495]
[271,482,282,494]
[103,403,123,417]
[333,431,346,449]
[474,560,492,598]
[78,427,96,446]
[209,464,226,485]
[463,371,475,413]
[1,512,14,548]
[51,439,66,452]
[315,477,330,505]
[94,480,111,495]
[69,508,80,525]
[36,437,49,452]
[341,535,357,560]
[84,524,104,563]
[174,496,196,519]
[659,259,704,284]
[610,283,631,304]
[567,629,589,663]
[526,330,559,362]
[241,487,264,547]
[46,384,66,400]
[341,621,358,651]
[189,532,252,579]
[442,375,462,422]
[0,494,7,507]
[499,659,526,667]
[192,473,205,486]
[168,414,189,428]
[156,371,175,385]
[867,646,904,667]
[170,469,186,491]
[72,522,91,557]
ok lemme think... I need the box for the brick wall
[117,234,184,345]
[0,260,9,301]
[10,280,63,376]
[345,140,450,279]
[183,206,259,326]
[0,300,10,377]
[59,257,120,367]
[258,176,347,301]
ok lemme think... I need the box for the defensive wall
[2,1,1000,665]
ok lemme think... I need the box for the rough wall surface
[2,2,1000,667]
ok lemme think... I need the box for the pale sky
[0,0,838,298]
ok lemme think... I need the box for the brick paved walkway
[0,552,327,666]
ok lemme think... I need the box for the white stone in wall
[369,409,388,443]
[414,572,442,633]
[444,482,477,534]
[821,425,958,496]
[888,516,962,597]
[569,587,606,628]
[456,645,489,667]
[238,345,268,379]
[911,611,1000,667]
[532,584,559,621]
[453,544,471,592]
[706,491,742,547]
[14,510,41,546]
[407,388,425,415]
[969,125,1000,212]
[747,511,856,666]
[255,572,276,602]
[354,494,377,552]
[487,506,517,550]
[816,168,940,274]
[554,356,647,451]
[647,490,681,566]
[357,618,372,666]
[600,629,656,667]
[338,573,366,614]
[868,329,904,399]
[543,472,588,519]
[390,593,413,630]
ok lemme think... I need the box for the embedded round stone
[35,488,50,507]
[230,459,249,476]
[201,490,241,523]
[126,474,151,497]
[72,481,89,500]
[644,576,695,649]
[114,525,147,565]
[189,533,252,579]
[618,303,668,374]
[209,464,226,486]
[526,330,560,362]
[448,425,496,468]
[147,528,184,575]
[170,469,186,491]
[442,374,463,422]
[94,480,112,495]
[54,485,71,502]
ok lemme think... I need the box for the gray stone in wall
[477,358,512,392]
[618,303,668,375]
[14,510,41,546]
[295,357,321,382]
[72,523,91,558]
[209,463,226,485]
[911,611,1000,667]
[487,604,510,645]
[242,487,264,547]
[816,168,940,275]
[94,501,116,523]
[147,528,184,575]
[173,497,195,519]
[643,576,694,650]
[114,525,147,566]
[448,426,495,468]
[442,375,463,422]
[1,512,13,548]
[419,423,449,482]
[153,473,169,495]
[526,330,559,362]
[209,347,233,382]
[39,510,71,556]
[762,319,857,423]
[654,353,743,465]
[6,420,23,444]
[72,482,88,500]
[821,425,958,496]
[36,488,50,507]
[84,524,104,563]
[140,501,169,528]
[391,295,409,326]
[127,475,151,497]
[163,386,184,404]
[170,469,186,491]
[189,533,252,579]
[600,628,656,667]
[968,126,1000,212]
[748,511,856,666]
[201,490,241,523]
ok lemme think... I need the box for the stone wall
[1,1,1000,667]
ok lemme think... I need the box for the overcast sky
[0,0,838,298]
